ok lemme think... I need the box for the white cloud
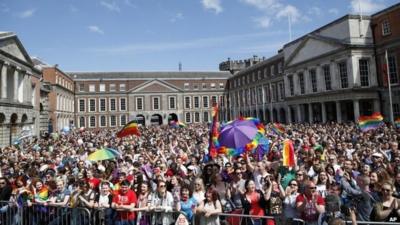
[328,8,339,15]
[253,16,271,28]
[100,1,120,12]
[170,13,184,23]
[87,31,286,54]
[350,0,386,14]
[124,0,136,8]
[88,26,104,34]
[308,6,321,16]
[240,0,282,11]
[17,8,36,19]
[276,5,302,24]
[202,0,223,14]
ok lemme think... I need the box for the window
[298,72,305,94]
[278,62,283,73]
[257,88,263,103]
[252,73,255,82]
[169,96,176,109]
[389,56,398,84]
[203,112,209,122]
[203,96,209,108]
[100,116,106,127]
[264,86,270,103]
[288,76,294,96]
[79,99,85,112]
[211,96,217,107]
[382,20,391,36]
[279,83,285,100]
[99,84,105,92]
[202,83,207,89]
[338,62,349,88]
[89,116,96,128]
[185,96,191,109]
[211,83,216,89]
[194,96,200,108]
[359,59,370,87]
[185,112,191,123]
[220,96,225,107]
[119,98,126,111]
[310,69,317,92]
[89,84,95,92]
[152,97,160,110]
[272,85,277,102]
[119,84,126,91]
[136,97,143,110]
[264,68,268,78]
[79,117,85,128]
[219,83,224,89]
[193,84,199,90]
[110,98,116,111]
[194,112,200,123]
[323,65,332,90]
[270,65,275,76]
[79,84,84,92]
[110,115,116,127]
[258,71,262,80]
[99,98,106,112]
[394,103,400,119]
[89,99,96,112]
[110,84,116,92]
[184,83,190,90]
[120,115,127,126]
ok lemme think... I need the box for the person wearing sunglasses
[372,182,400,222]
[296,181,325,225]
[0,177,12,201]
[283,179,300,223]
[149,180,175,225]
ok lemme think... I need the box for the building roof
[68,71,232,80]
[372,2,400,17]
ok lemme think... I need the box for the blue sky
[1,0,398,72]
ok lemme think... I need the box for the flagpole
[385,50,394,126]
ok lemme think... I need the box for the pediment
[130,79,181,93]
[286,36,343,67]
[0,34,33,65]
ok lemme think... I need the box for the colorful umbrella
[87,148,121,161]
[217,117,265,157]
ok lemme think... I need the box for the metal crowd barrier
[217,212,305,225]
[345,221,400,225]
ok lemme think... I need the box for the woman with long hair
[135,181,152,225]
[241,179,266,225]
[197,188,222,225]
[316,171,330,198]
[192,178,205,204]
[372,182,400,222]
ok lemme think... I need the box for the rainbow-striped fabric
[271,122,285,135]
[116,121,140,138]
[395,118,400,129]
[283,139,295,168]
[358,112,384,132]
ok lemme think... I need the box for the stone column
[336,101,342,123]
[1,62,8,99]
[373,99,380,113]
[297,104,302,123]
[353,99,360,121]
[287,106,292,124]
[321,102,327,123]
[13,67,19,102]
[308,103,313,123]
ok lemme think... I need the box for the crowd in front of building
[0,121,399,225]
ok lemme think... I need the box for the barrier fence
[2,200,400,225]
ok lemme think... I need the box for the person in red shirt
[86,170,100,190]
[112,180,137,225]
[296,181,325,225]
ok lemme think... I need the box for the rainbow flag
[271,122,285,135]
[116,120,140,138]
[208,106,220,159]
[283,139,295,168]
[358,112,384,132]
[36,187,49,202]
[395,118,400,129]
[170,121,186,128]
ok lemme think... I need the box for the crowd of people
[0,121,399,225]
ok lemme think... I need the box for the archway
[0,113,5,124]
[10,113,18,146]
[21,114,28,123]
[279,108,286,124]
[135,114,146,126]
[273,109,278,122]
[151,114,163,125]
[168,113,178,124]
[258,109,264,122]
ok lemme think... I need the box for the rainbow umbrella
[87,148,121,161]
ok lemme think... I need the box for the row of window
[231,82,285,107]
[184,111,210,123]
[183,83,224,90]
[79,115,127,128]
[230,61,284,89]
[57,94,74,112]
[79,98,126,112]
[79,83,126,92]
[184,95,222,109]
[56,76,73,91]
[287,59,374,96]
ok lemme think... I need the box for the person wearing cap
[371,152,385,170]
